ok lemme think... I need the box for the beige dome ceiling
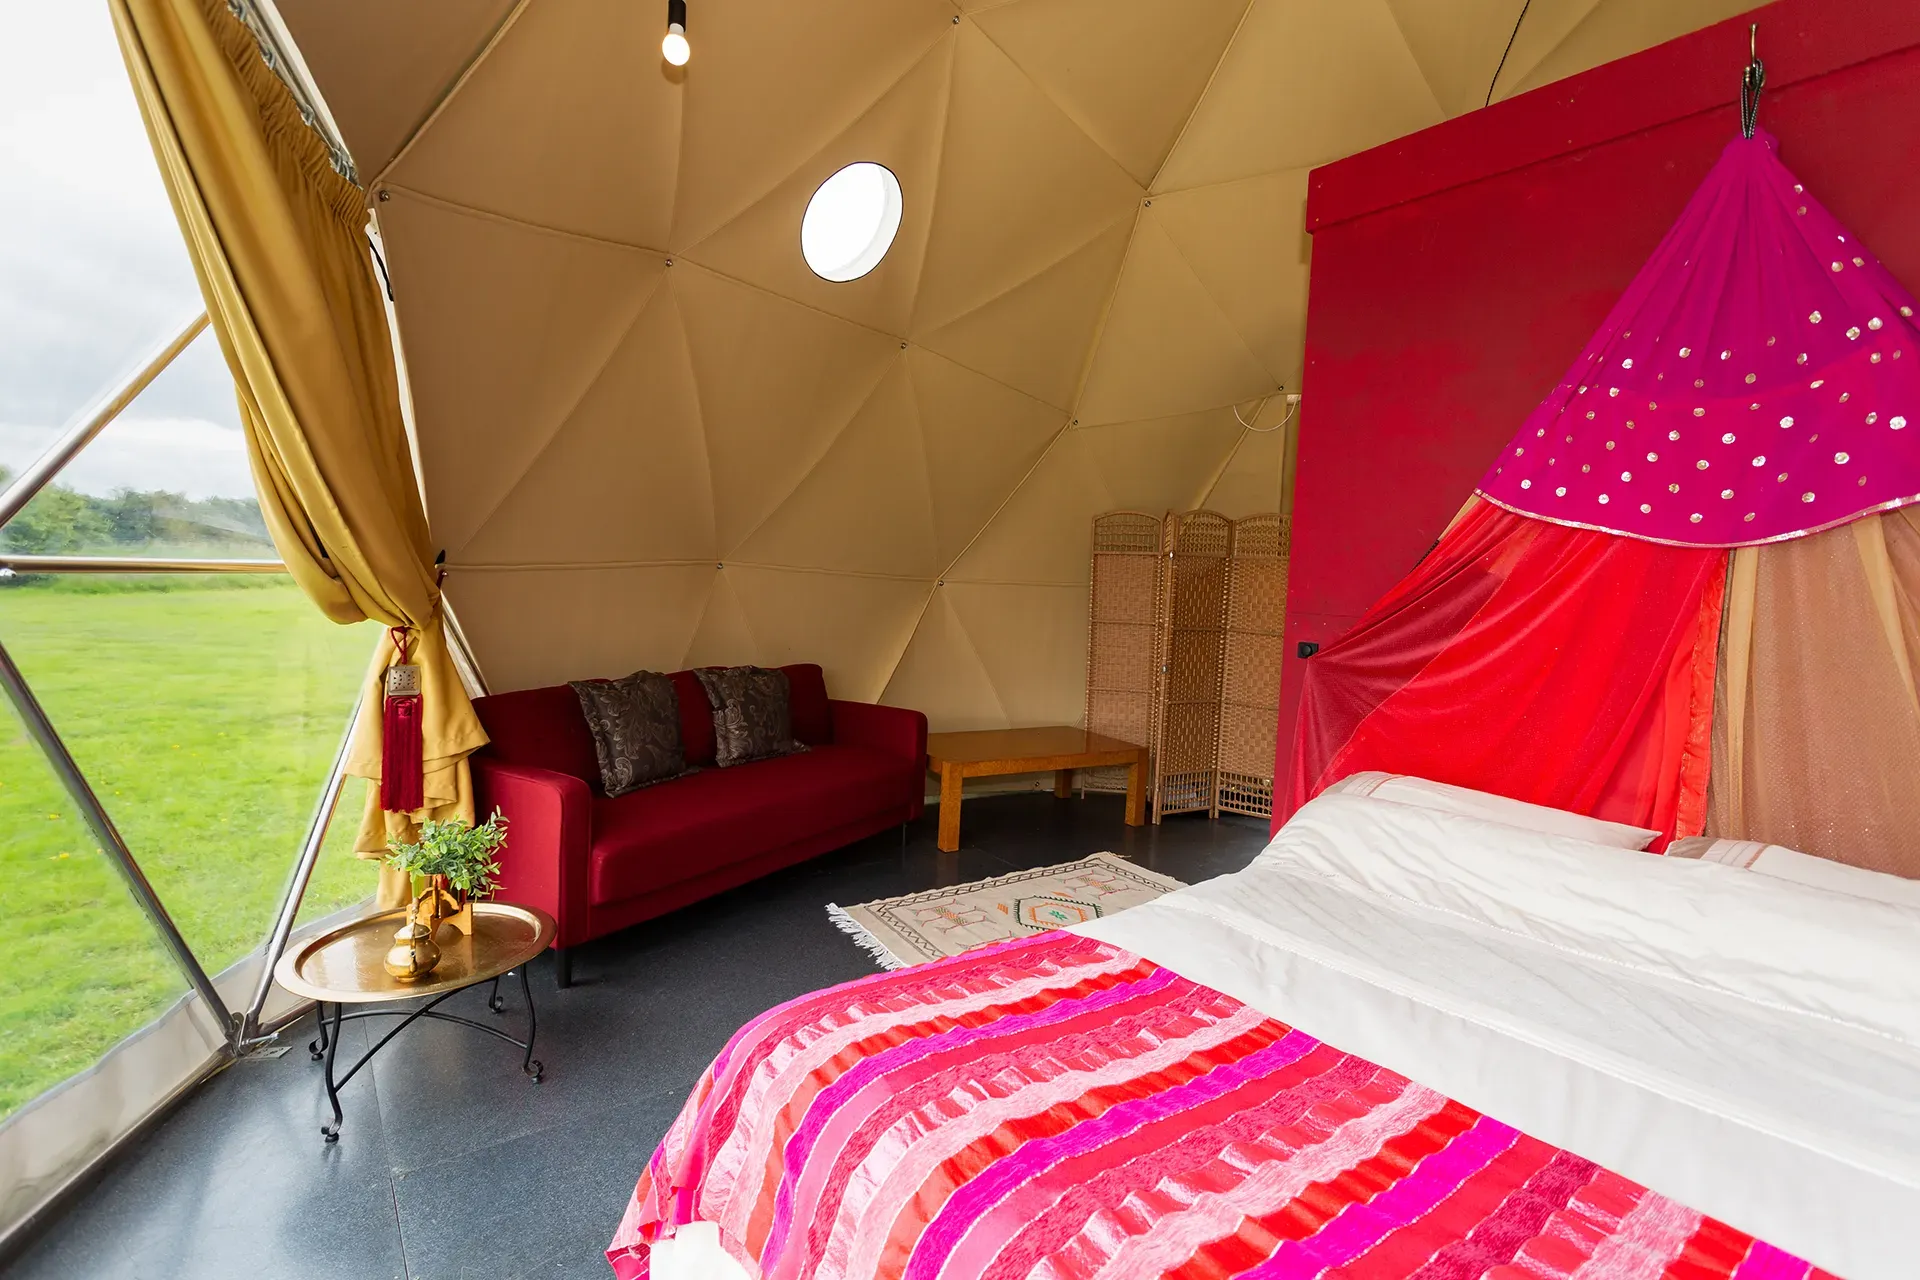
[279,0,1755,729]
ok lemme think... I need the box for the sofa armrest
[829,700,928,820]
[473,758,594,949]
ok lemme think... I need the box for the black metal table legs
[306,965,542,1143]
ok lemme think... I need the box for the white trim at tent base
[0,897,370,1252]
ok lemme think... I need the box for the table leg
[937,764,965,853]
[518,966,543,1082]
[308,1000,330,1061]
[1054,768,1073,799]
[320,1001,345,1143]
[1124,757,1147,827]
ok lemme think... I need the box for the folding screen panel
[1082,512,1164,795]
[1218,514,1289,819]
[1151,510,1231,820]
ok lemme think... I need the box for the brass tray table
[273,901,557,1142]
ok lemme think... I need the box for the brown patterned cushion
[569,671,690,797]
[693,666,809,768]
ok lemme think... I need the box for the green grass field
[0,578,377,1118]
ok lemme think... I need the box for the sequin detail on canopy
[1477,131,1920,547]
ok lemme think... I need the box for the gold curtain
[1709,510,1920,878]
[110,0,487,887]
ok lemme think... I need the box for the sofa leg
[900,821,908,850]
[554,947,572,990]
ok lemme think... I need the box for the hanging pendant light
[662,0,690,66]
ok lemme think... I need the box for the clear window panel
[0,576,378,981]
[299,773,379,928]
[0,684,187,1121]
[0,1,207,465]
[0,329,274,560]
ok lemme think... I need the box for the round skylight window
[800,162,903,282]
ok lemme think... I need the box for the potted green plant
[383,809,509,936]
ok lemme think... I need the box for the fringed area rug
[827,852,1185,970]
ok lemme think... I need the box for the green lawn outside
[0,577,377,1118]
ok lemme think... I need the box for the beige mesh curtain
[1709,510,1920,878]
[111,0,487,872]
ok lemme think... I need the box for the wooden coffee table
[926,727,1148,852]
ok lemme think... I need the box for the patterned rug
[827,853,1185,969]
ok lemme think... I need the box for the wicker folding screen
[1216,514,1290,819]
[1151,511,1232,819]
[1082,512,1165,796]
[1084,510,1288,821]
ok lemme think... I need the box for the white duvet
[1076,791,1920,1280]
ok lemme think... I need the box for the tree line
[0,465,271,556]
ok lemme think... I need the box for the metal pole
[0,313,208,530]
[239,693,361,1044]
[0,556,283,575]
[0,637,232,1030]
[440,601,491,698]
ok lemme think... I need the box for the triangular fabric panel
[377,192,666,555]
[671,264,904,555]
[907,348,1069,569]
[971,0,1251,186]
[274,0,516,178]
[911,23,1144,337]
[383,0,683,248]
[1480,133,1920,547]
[914,214,1136,411]
[459,283,714,566]
[1509,0,1760,100]
[1077,214,1277,425]
[945,428,1117,587]
[1150,169,1313,391]
[722,567,934,703]
[1081,411,1252,512]
[1382,0,1563,118]
[451,564,717,692]
[731,360,941,579]
[668,0,955,251]
[949,414,1243,586]
[682,571,761,670]
[879,589,1012,730]
[1200,422,1288,517]
[1153,0,1443,192]
[681,36,954,335]
[945,581,1090,727]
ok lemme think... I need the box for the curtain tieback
[381,625,424,813]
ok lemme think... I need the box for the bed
[607,787,1920,1279]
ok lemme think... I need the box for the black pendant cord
[1741,24,1765,139]
[1485,0,1533,108]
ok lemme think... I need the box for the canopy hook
[1740,23,1765,139]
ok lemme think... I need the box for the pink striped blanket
[607,932,1834,1280]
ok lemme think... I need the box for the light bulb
[662,23,689,66]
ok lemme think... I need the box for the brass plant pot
[382,918,441,982]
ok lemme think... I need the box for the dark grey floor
[4,792,1268,1280]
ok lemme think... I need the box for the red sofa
[471,664,926,986]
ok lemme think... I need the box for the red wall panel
[1276,0,1920,831]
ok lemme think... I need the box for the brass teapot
[382,900,442,982]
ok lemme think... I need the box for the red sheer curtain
[1286,502,1727,842]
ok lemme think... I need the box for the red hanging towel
[381,626,424,814]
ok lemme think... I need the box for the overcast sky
[0,0,254,499]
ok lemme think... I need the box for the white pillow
[1325,772,1661,851]
[1668,836,1920,908]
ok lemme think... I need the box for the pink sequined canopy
[1477,130,1920,546]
